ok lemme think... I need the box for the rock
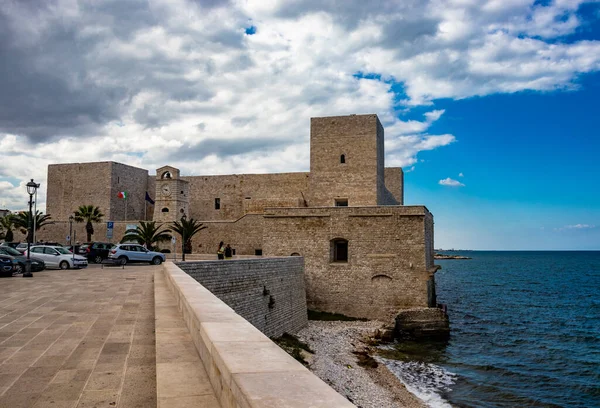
[394,307,450,340]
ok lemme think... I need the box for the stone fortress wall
[176,257,307,338]
[37,113,437,321]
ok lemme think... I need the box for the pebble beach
[296,320,426,408]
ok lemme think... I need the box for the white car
[25,246,88,270]
[108,244,166,265]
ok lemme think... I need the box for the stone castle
[43,114,439,320]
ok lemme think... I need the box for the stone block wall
[383,167,404,205]
[183,172,310,221]
[309,114,382,207]
[46,161,149,222]
[46,162,113,221]
[262,206,433,321]
[109,162,149,221]
[176,257,307,338]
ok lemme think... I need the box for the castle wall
[108,162,149,221]
[262,206,433,321]
[46,162,113,221]
[188,214,264,256]
[309,115,381,207]
[383,167,404,205]
[176,257,307,337]
[183,172,309,221]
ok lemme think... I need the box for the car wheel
[14,263,23,273]
[118,256,128,265]
[59,261,70,270]
[151,256,162,265]
[94,255,103,264]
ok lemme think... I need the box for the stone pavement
[0,266,157,407]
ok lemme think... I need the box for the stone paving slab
[0,267,158,407]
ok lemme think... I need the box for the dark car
[0,254,16,277]
[83,242,115,263]
[0,246,46,273]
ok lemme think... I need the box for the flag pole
[125,195,128,221]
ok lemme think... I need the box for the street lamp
[181,214,187,262]
[24,179,38,278]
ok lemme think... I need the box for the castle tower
[308,114,386,207]
[153,166,190,223]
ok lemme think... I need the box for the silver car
[25,246,88,269]
[108,244,165,265]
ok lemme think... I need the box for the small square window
[215,198,220,210]
[335,199,348,207]
[255,249,263,256]
[331,239,348,262]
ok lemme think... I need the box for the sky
[0,0,599,250]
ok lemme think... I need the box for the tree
[12,211,52,242]
[0,216,15,242]
[121,221,171,251]
[170,217,207,258]
[73,205,104,242]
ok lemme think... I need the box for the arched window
[161,171,172,179]
[340,154,346,164]
[330,238,348,262]
[290,252,300,256]
[161,208,169,213]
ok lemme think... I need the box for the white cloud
[554,224,597,231]
[0,0,599,211]
[565,224,596,229]
[459,172,464,177]
[439,178,465,187]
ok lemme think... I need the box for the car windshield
[54,247,71,254]
[2,247,21,256]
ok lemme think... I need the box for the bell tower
[153,165,189,223]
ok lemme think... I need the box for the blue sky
[405,71,600,249]
[0,0,599,250]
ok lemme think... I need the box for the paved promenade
[0,266,157,407]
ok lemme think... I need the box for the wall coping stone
[162,262,356,408]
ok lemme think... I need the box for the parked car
[15,243,28,253]
[24,246,88,270]
[0,242,21,250]
[108,244,166,265]
[82,242,114,263]
[0,254,17,277]
[0,246,45,273]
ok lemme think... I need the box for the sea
[379,251,600,408]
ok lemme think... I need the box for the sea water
[381,251,600,408]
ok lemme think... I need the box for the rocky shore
[296,320,426,408]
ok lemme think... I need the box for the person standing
[217,241,225,260]
[225,244,232,259]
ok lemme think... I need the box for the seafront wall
[176,257,307,337]
[161,262,355,408]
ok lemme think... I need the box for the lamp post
[24,179,38,278]
[181,214,187,262]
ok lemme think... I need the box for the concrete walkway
[0,266,157,407]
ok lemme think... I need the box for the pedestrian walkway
[0,267,157,407]
[154,269,220,407]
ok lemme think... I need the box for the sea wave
[378,357,456,408]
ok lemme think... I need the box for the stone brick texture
[47,161,150,222]
[262,206,434,320]
[176,258,308,338]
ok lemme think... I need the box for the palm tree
[0,216,15,242]
[170,217,207,260]
[73,205,104,242]
[121,221,171,251]
[12,211,52,242]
